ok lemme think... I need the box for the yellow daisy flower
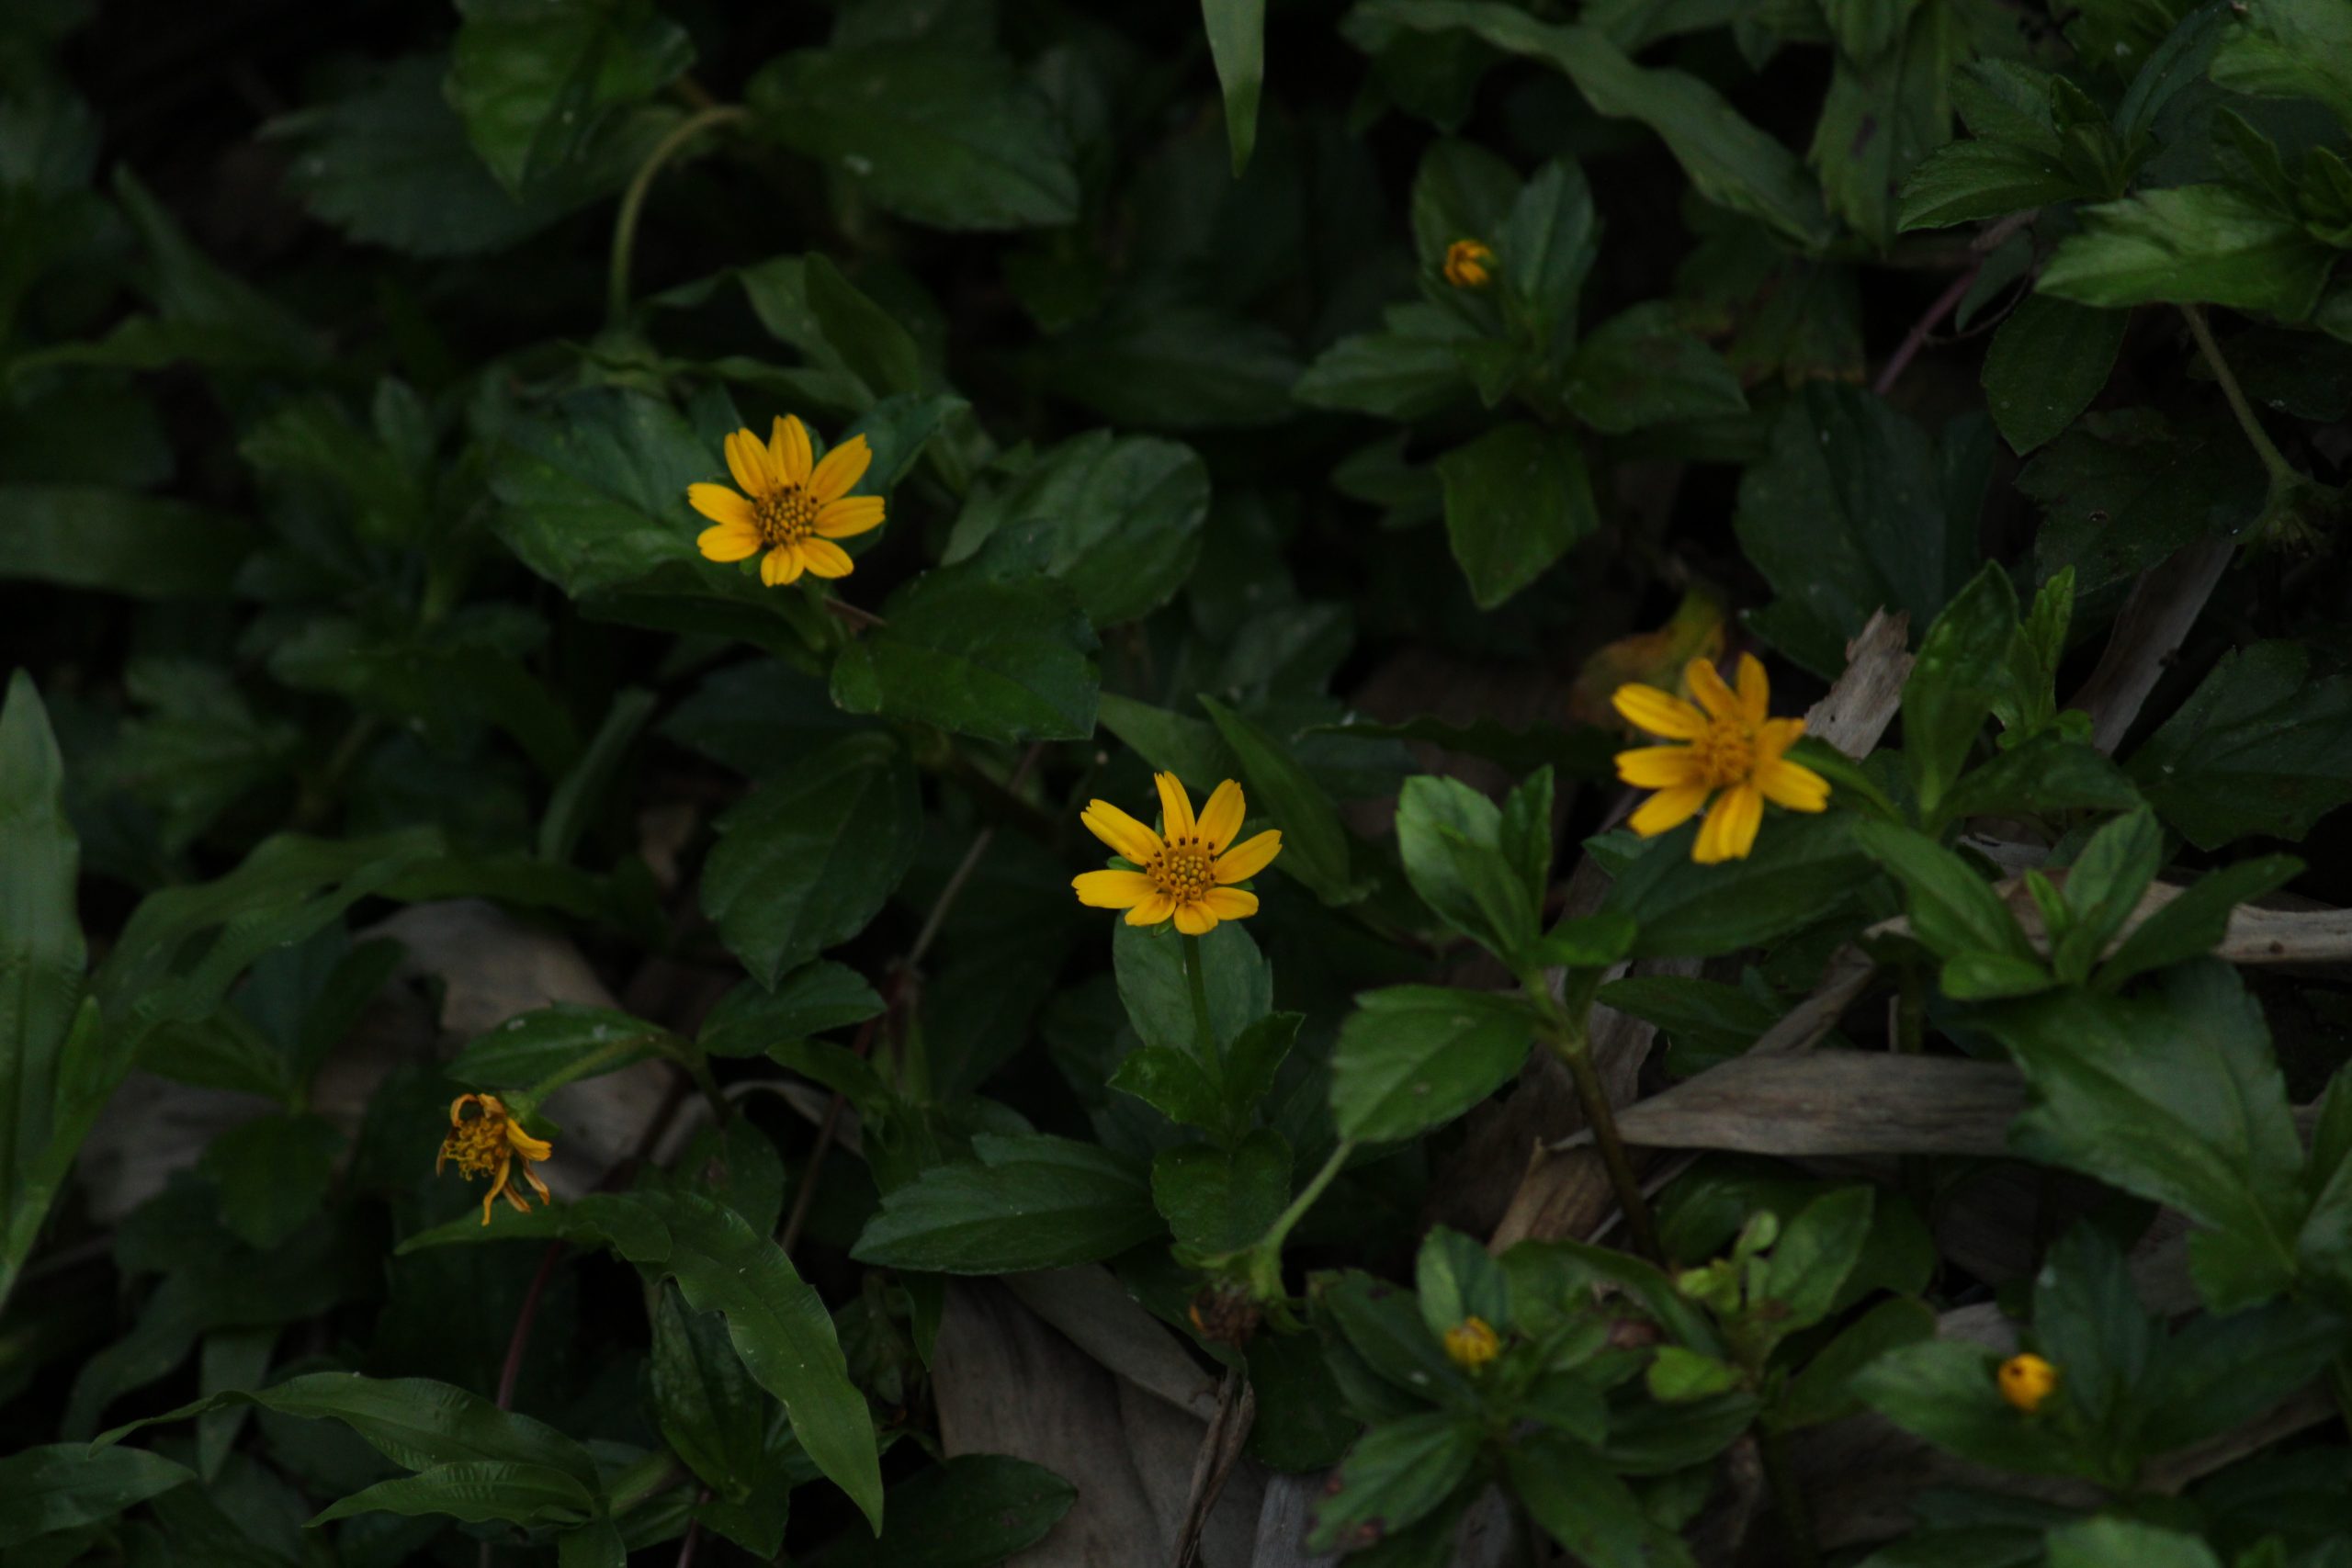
[1997,1352,2058,1414]
[1443,1316,1501,1371]
[1443,239,1495,288]
[1611,652,1830,865]
[1073,773,1283,936]
[437,1092,555,1226]
[688,413,886,586]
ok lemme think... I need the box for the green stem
[1181,933,1223,1081]
[606,1454,687,1517]
[1259,1138,1356,1260]
[1758,1427,1821,1568]
[2180,305,2297,488]
[1552,1027,1662,1263]
[605,104,750,330]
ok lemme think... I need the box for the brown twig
[1872,211,2038,396]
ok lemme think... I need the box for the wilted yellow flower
[689,414,885,586]
[1612,653,1830,864]
[437,1092,554,1226]
[1073,773,1282,936]
[1997,1353,2058,1414]
[1443,1316,1501,1371]
[1442,239,1495,288]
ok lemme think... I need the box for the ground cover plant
[6,0,2352,1562]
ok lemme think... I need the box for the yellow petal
[1155,773,1196,842]
[479,1191,494,1225]
[799,537,855,579]
[1755,716,1807,760]
[808,435,873,503]
[505,1124,554,1161]
[1214,829,1282,884]
[1629,784,1708,838]
[1755,756,1831,812]
[760,546,803,587]
[1694,785,1763,863]
[687,482,753,527]
[1081,801,1163,864]
[1195,779,1246,853]
[724,429,773,495]
[1173,900,1217,936]
[450,1094,481,1123]
[1615,745,1703,790]
[772,414,813,486]
[1125,893,1175,928]
[1686,658,1742,723]
[1735,652,1771,727]
[1203,886,1258,920]
[698,522,761,562]
[523,1163,552,1203]
[1073,869,1157,908]
[816,495,886,538]
[1612,682,1708,740]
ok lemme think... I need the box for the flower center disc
[1148,840,1216,903]
[447,1115,504,1177]
[1690,720,1755,789]
[752,486,819,546]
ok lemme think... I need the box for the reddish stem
[495,1240,567,1410]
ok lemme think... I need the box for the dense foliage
[6,0,2352,1563]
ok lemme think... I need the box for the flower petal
[505,1124,554,1160]
[816,495,886,538]
[1195,779,1247,852]
[1735,652,1771,727]
[1629,784,1708,838]
[1755,756,1831,812]
[1125,893,1175,928]
[1694,784,1763,863]
[1615,745,1704,790]
[760,546,804,586]
[698,522,762,561]
[1074,868,1158,908]
[1203,886,1258,920]
[798,537,855,579]
[1214,829,1282,884]
[808,435,873,503]
[1155,772,1197,842]
[724,429,773,495]
[1612,682,1708,740]
[772,414,814,486]
[688,482,753,527]
[1686,657,1742,723]
[1755,716,1807,760]
[1081,801,1163,863]
[1173,900,1217,936]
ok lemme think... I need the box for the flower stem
[1528,973,1660,1262]
[1181,932,1224,1080]
[495,1239,567,1410]
[605,104,749,331]
[2180,304,2298,489]
[1258,1137,1355,1260]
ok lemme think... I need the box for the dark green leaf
[1200,696,1362,905]
[1113,912,1273,1058]
[2127,642,2352,850]
[2040,186,2336,318]
[1983,297,2130,456]
[310,1461,597,1528]
[446,0,691,193]
[1506,1429,1697,1568]
[2099,856,2303,991]
[1607,814,1872,959]
[448,1004,678,1095]
[699,964,884,1058]
[1202,0,1267,174]
[1563,302,1747,434]
[1152,1131,1291,1255]
[831,562,1100,743]
[1903,563,2021,819]
[0,485,254,599]
[198,1114,343,1251]
[852,1134,1161,1273]
[1330,986,1537,1143]
[1394,773,1546,966]
[1436,419,1599,610]
[1308,1412,1483,1551]
[0,1446,192,1549]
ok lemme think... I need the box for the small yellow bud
[1997,1353,2058,1414]
[1443,1315,1501,1371]
[1442,239,1495,289]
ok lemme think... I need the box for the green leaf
[830,561,1100,743]
[446,0,692,194]
[699,964,883,1058]
[1308,1412,1483,1551]
[2044,1519,2222,1568]
[1773,1297,1936,1430]
[852,1134,1162,1274]
[1152,1131,1291,1256]
[2050,807,2162,982]
[310,1461,597,1528]
[2209,0,2352,135]
[1200,696,1362,905]
[1024,305,1300,431]
[805,254,923,400]
[2040,186,2336,319]
[2126,642,2352,850]
[2098,856,2303,991]
[198,1114,343,1251]
[0,1446,193,1549]
[1852,819,2036,965]
[1762,1187,1874,1337]
[1505,1430,1697,1568]
[1435,419,1599,610]
[1607,814,1873,959]
[1292,319,1475,421]
[1852,1340,2082,1476]
[1645,1345,1744,1401]
[1989,964,2306,1312]
[1415,1225,1512,1340]
[808,1455,1077,1568]
[944,432,1209,626]
[0,485,255,599]
[650,1288,770,1506]
[701,733,922,988]
[1330,986,1538,1143]
[1933,735,2142,827]
[2018,409,2261,598]
[1201,0,1266,175]
[538,686,657,863]
[1983,296,2130,455]
[1500,159,1600,360]
[746,44,1078,231]
[1394,773,1547,966]
[1809,0,1956,247]
[1113,919,1272,1058]
[449,1004,678,1095]
[1733,383,1984,678]
[1904,563,2020,820]
[1563,302,1747,434]
[1897,137,2088,231]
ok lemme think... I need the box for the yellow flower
[1612,652,1830,865]
[688,414,886,586]
[1443,1316,1501,1371]
[437,1092,554,1226]
[1997,1353,2058,1414]
[1073,773,1282,936]
[1442,238,1495,288]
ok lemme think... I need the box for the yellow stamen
[1443,1316,1501,1371]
